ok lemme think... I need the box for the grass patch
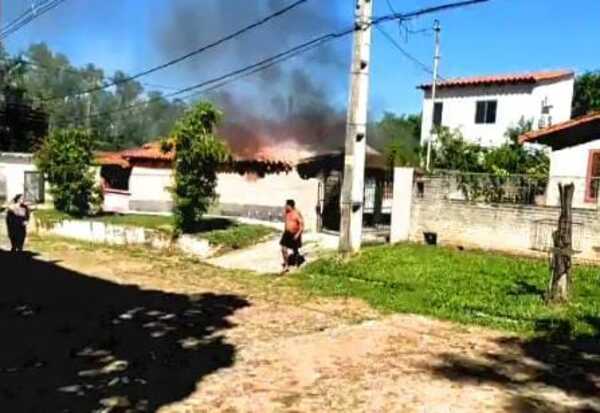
[295,243,600,336]
[34,209,275,250]
[196,223,276,252]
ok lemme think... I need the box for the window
[585,150,600,203]
[432,102,443,128]
[475,100,497,124]
[23,171,45,204]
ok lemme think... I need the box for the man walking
[280,199,304,272]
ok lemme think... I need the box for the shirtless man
[280,199,304,272]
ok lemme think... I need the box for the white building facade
[519,112,600,209]
[0,152,44,204]
[420,70,575,147]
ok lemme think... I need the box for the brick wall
[409,179,600,262]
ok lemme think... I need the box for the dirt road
[4,237,598,413]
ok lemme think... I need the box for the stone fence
[391,168,600,262]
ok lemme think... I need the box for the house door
[318,172,342,232]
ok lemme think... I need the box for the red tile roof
[104,141,297,173]
[519,112,600,145]
[120,142,174,162]
[95,151,130,168]
[418,70,573,90]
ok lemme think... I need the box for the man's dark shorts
[280,231,302,250]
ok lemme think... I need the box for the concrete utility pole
[425,19,441,172]
[339,0,374,253]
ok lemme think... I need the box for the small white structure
[420,70,575,147]
[0,152,43,203]
[390,167,414,243]
[520,112,600,208]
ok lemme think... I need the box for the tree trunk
[548,183,574,303]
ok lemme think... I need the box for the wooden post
[548,183,574,302]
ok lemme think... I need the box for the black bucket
[424,232,437,246]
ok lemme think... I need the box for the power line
[57,0,489,127]
[58,28,348,126]
[42,0,313,103]
[0,0,68,40]
[376,24,445,80]
[18,59,180,92]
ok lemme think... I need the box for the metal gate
[363,175,393,230]
[317,172,393,232]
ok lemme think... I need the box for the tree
[572,71,600,117]
[485,118,549,178]
[373,112,421,167]
[430,127,486,172]
[13,42,188,150]
[548,183,574,302]
[35,128,102,216]
[165,102,230,234]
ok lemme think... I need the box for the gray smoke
[155,0,350,155]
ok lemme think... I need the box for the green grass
[198,222,276,252]
[295,243,600,336]
[34,209,275,250]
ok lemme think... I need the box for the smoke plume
[155,0,351,157]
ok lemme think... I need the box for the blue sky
[3,0,600,118]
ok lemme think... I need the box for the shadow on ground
[432,315,600,412]
[0,249,250,412]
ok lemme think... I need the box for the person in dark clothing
[5,194,30,252]
[280,199,304,272]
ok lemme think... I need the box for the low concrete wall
[32,218,214,259]
[406,178,600,262]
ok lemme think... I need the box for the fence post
[390,167,415,243]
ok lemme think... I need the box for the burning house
[97,140,391,233]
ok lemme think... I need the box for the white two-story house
[419,70,575,147]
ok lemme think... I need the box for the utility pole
[339,0,373,253]
[425,19,441,172]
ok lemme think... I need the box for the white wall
[0,153,37,202]
[129,167,173,202]
[421,77,574,148]
[216,171,320,232]
[546,139,600,208]
[126,167,320,231]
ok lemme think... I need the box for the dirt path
[206,232,339,274]
[11,238,600,413]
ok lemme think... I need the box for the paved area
[207,232,339,274]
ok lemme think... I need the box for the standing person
[5,194,30,252]
[280,199,304,272]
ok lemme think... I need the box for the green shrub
[35,128,102,217]
[165,102,229,234]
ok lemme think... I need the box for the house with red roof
[419,70,575,147]
[520,111,600,208]
[97,141,392,233]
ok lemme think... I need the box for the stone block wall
[406,178,600,262]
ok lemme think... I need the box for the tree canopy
[431,118,548,178]
[573,71,600,117]
[1,43,188,151]
[165,102,230,234]
[35,128,102,216]
[370,112,421,167]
